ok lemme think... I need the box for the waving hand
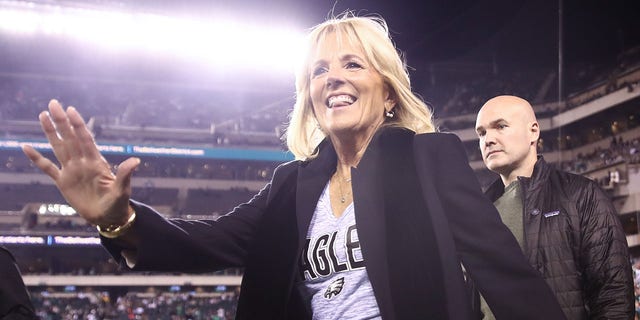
[22,99,140,227]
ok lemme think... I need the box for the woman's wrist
[96,208,137,239]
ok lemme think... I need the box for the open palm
[22,99,139,227]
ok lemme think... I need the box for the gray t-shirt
[297,182,382,320]
[481,180,523,320]
[494,181,524,249]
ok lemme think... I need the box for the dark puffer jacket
[481,156,634,319]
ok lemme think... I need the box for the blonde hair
[286,13,435,160]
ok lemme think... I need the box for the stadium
[0,0,639,319]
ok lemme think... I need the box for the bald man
[472,95,633,319]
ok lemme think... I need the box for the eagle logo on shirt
[324,277,345,299]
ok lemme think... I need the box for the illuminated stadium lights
[0,8,39,33]
[0,1,305,73]
[38,203,77,216]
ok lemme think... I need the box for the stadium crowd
[30,289,239,320]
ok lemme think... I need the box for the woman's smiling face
[309,32,392,141]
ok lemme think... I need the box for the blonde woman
[23,14,564,319]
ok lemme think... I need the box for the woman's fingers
[47,100,83,160]
[67,106,101,160]
[38,110,70,164]
[21,144,61,181]
[24,99,133,226]
[47,100,72,139]
[39,99,101,165]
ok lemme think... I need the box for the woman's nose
[325,69,345,88]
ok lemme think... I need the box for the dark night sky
[136,0,640,67]
[2,0,639,96]
[84,0,640,90]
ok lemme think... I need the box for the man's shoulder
[550,166,598,188]
[543,166,605,203]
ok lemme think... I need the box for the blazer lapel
[350,129,408,319]
[295,140,336,244]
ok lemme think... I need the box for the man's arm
[579,181,634,319]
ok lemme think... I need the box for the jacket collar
[295,138,337,242]
[485,155,551,201]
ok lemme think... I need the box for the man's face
[475,102,537,176]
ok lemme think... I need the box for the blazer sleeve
[102,182,269,273]
[579,181,634,319]
[413,133,566,320]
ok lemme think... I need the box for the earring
[385,109,395,118]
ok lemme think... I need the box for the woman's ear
[384,99,396,112]
[384,85,397,112]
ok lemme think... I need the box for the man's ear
[530,122,540,144]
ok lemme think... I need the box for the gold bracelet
[96,211,136,239]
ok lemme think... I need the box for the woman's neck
[331,122,383,170]
[332,134,371,172]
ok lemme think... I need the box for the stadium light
[0,8,39,33]
[0,1,306,74]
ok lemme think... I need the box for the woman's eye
[346,62,362,69]
[312,67,327,77]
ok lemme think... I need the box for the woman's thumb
[115,157,141,192]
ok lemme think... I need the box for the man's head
[475,95,539,185]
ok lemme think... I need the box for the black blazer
[104,128,566,319]
[0,246,37,320]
